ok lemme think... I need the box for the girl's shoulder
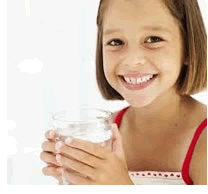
[180,95,206,126]
[189,98,207,122]
[180,98,206,145]
[187,99,207,184]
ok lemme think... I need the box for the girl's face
[102,0,186,107]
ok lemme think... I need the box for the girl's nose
[122,48,146,67]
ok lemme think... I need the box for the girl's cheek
[103,53,115,67]
[104,52,121,66]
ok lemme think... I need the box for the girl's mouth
[118,74,158,91]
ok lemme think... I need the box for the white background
[7,0,207,184]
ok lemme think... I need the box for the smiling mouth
[118,74,158,84]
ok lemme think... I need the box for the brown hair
[95,0,207,100]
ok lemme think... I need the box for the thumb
[111,123,126,161]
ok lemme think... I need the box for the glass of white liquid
[50,106,113,185]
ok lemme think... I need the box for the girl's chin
[125,95,155,108]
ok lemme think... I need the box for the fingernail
[49,130,55,139]
[55,141,63,153]
[65,137,72,145]
[56,154,62,165]
[112,123,117,129]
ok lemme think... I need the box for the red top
[113,106,207,185]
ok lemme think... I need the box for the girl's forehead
[103,0,177,32]
[103,0,173,23]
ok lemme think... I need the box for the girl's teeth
[124,75,155,85]
[142,77,147,82]
[131,78,136,84]
[137,78,142,83]
[126,77,131,83]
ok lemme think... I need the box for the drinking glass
[50,106,113,185]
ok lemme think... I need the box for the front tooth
[146,76,151,80]
[136,78,142,83]
[125,77,130,83]
[124,75,154,84]
[144,75,152,81]
[141,77,145,82]
[131,78,137,84]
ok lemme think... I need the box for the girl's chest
[117,100,206,173]
[120,125,198,172]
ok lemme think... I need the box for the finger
[48,163,59,167]
[42,166,74,185]
[56,154,96,180]
[55,141,102,168]
[45,130,59,141]
[62,168,94,185]
[42,166,62,177]
[42,141,56,153]
[64,137,109,160]
[103,138,113,151]
[40,151,61,166]
[112,123,126,159]
[58,177,63,185]
[112,123,120,140]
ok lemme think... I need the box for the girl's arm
[190,127,207,185]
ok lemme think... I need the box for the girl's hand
[40,130,63,184]
[55,124,134,185]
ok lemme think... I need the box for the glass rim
[50,108,113,124]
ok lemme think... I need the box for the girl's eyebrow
[103,25,171,35]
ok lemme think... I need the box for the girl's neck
[126,92,194,135]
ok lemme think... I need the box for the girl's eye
[106,36,164,47]
[106,39,124,47]
[146,36,163,44]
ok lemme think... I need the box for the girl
[40,0,207,185]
